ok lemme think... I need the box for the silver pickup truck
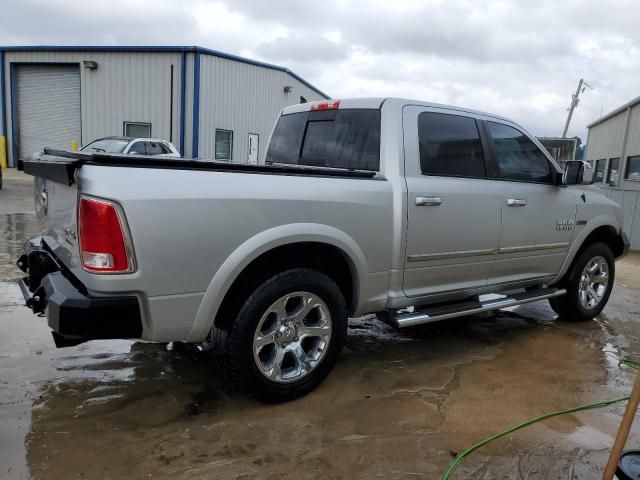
[18,97,629,402]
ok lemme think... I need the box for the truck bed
[22,148,377,186]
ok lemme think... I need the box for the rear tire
[223,268,347,403]
[549,242,615,322]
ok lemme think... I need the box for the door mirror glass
[563,160,593,185]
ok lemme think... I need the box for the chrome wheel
[578,256,610,309]
[253,291,332,383]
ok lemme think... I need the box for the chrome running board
[383,288,566,329]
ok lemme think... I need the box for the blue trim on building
[9,64,18,166]
[0,46,330,99]
[179,52,186,156]
[191,52,201,158]
[0,51,6,137]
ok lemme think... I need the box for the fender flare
[551,214,621,284]
[185,223,369,342]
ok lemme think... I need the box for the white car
[81,136,181,157]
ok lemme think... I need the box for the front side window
[593,159,606,183]
[487,122,552,183]
[607,157,620,185]
[215,129,233,160]
[417,112,485,178]
[124,122,151,138]
[265,109,381,171]
[625,155,640,181]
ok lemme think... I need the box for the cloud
[1,0,640,140]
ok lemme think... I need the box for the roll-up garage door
[15,64,81,161]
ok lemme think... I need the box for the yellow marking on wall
[70,139,78,151]
[0,136,7,169]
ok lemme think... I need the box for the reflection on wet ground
[2,204,640,478]
[0,213,44,282]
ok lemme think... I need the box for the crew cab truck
[18,98,629,403]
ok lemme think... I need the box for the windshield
[266,109,381,171]
[81,139,130,153]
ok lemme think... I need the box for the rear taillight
[310,99,340,111]
[79,196,135,273]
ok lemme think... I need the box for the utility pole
[562,78,591,138]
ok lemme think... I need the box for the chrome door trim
[407,248,497,262]
[498,242,570,254]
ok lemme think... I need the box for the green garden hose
[441,356,640,479]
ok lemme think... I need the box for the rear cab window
[266,109,381,171]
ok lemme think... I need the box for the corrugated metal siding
[15,64,81,160]
[586,112,626,161]
[198,55,324,162]
[4,51,182,165]
[602,187,640,249]
[625,104,640,157]
[2,49,326,164]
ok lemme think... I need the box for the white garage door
[16,64,81,161]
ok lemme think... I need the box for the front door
[483,120,577,284]
[247,133,259,164]
[402,106,502,297]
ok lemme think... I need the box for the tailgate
[23,150,84,271]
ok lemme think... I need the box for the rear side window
[266,109,381,171]
[147,142,164,155]
[487,122,551,183]
[418,112,485,178]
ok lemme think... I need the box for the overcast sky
[2,0,639,142]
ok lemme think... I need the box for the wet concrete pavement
[2,169,640,479]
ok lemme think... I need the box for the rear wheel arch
[213,241,358,331]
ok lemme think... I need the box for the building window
[607,157,620,186]
[215,129,233,160]
[593,159,606,183]
[124,122,151,138]
[625,155,640,181]
[300,96,307,104]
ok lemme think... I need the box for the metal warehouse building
[0,46,328,167]
[586,95,640,249]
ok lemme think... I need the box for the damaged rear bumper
[17,238,142,347]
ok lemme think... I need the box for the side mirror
[563,160,593,185]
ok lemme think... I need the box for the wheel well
[578,225,626,259]
[213,242,357,330]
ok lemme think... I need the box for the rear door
[402,107,502,297]
[483,120,576,284]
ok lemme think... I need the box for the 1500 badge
[556,219,575,231]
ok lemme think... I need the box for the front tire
[549,242,615,321]
[223,268,347,403]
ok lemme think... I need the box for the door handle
[507,198,527,207]
[416,196,442,206]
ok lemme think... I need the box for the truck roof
[282,97,512,123]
